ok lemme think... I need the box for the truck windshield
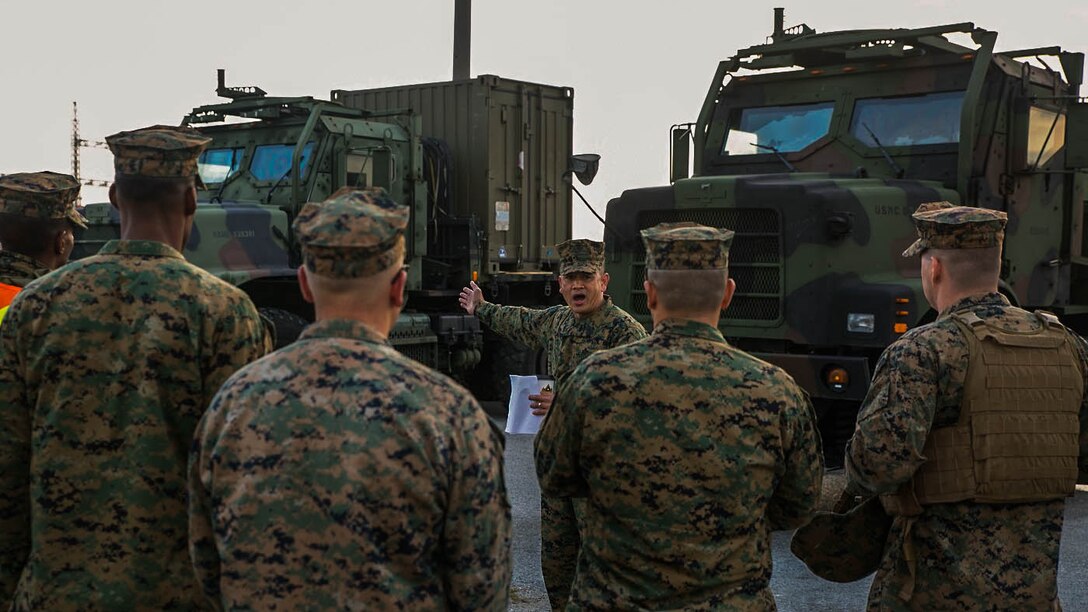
[723,102,835,155]
[197,147,245,184]
[250,142,316,182]
[850,91,965,147]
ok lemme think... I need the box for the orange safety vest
[0,283,20,326]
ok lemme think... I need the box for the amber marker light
[472,270,479,282]
[826,367,849,392]
[894,323,909,334]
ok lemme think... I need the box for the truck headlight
[847,313,876,334]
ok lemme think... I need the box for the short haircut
[113,175,192,206]
[646,268,728,314]
[304,260,401,301]
[925,246,1001,288]
[0,213,71,257]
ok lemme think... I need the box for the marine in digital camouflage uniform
[536,223,823,610]
[460,238,647,609]
[188,187,512,611]
[0,125,267,610]
[0,171,86,324]
[845,202,1088,611]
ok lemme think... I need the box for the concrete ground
[502,428,1088,611]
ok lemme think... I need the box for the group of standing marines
[0,122,1085,611]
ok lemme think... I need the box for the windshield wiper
[752,143,798,172]
[208,150,245,204]
[210,170,242,203]
[861,122,905,179]
[265,167,292,204]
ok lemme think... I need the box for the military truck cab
[75,71,580,398]
[607,11,1088,461]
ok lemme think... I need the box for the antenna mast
[70,101,111,203]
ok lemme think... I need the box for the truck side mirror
[568,153,600,186]
[1066,102,1088,169]
[670,125,692,182]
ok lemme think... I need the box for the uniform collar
[937,292,1009,320]
[0,250,50,286]
[297,318,390,346]
[651,318,727,343]
[98,240,185,259]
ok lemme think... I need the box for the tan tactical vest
[883,310,1083,516]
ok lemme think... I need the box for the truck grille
[394,342,437,368]
[631,208,782,322]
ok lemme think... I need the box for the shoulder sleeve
[1070,331,1088,483]
[442,393,512,611]
[0,297,30,599]
[845,333,940,495]
[475,302,555,350]
[767,383,824,530]
[535,364,592,498]
[187,389,230,610]
[613,307,644,346]
[201,288,268,409]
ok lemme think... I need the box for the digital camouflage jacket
[189,318,512,611]
[0,239,266,610]
[536,318,823,611]
[0,250,49,288]
[846,293,1088,611]
[476,295,646,384]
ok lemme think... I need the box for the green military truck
[75,70,581,398]
[605,9,1088,462]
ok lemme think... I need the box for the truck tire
[258,307,310,350]
[814,398,859,470]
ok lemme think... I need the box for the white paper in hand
[505,375,549,435]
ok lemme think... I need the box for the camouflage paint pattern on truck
[607,11,1088,460]
[73,72,581,398]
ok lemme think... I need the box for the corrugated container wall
[332,75,574,274]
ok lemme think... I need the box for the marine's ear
[721,277,736,312]
[389,265,408,309]
[644,279,657,311]
[297,266,315,304]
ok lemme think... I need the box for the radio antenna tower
[71,101,110,204]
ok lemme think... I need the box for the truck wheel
[814,398,859,470]
[258,307,310,350]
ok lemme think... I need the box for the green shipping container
[332,74,574,275]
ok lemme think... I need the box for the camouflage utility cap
[557,239,605,276]
[790,496,892,583]
[902,201,1008,257]
[106,124,211,188]
[0,171,86,228]
[642,222,734,270]
[293,187,410,278]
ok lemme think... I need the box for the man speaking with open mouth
[459,238,646,610]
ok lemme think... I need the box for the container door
[486,83,573,272]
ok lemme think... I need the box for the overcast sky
[2,0,1085,238]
